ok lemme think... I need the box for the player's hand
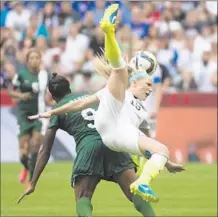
[17,183,35,204]
[166,161,185,173]
[28,111,52,120]
[20,92,32,101]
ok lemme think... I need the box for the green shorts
[71,138,136,187]
[18,114,42,137]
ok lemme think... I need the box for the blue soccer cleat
[130,183,159,203]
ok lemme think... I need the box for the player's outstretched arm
[28,94,99,120]
[17,128,57,204]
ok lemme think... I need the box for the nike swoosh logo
[141,185,150,191]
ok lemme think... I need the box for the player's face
[27,52,41,72]
[134,78,152,101]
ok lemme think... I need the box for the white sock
[138,153,168,184]
[149,153,168,170]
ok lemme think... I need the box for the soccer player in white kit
[29,4,184,203]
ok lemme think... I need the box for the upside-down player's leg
[94,4,129,148]
[114,169,156,216]
[100,3,128,102]
[130,134,169,203]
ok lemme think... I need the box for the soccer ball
[129,51,158,75]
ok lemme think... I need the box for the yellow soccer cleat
[100,3,119,33]
[130,182,159,203]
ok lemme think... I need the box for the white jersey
[97,88,148,129]
[95,87,148,156]
[119,90,148,129]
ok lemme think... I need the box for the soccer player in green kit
[17,73,183,217]
[8,49,46,184]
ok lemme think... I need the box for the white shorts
[95,87,143,156]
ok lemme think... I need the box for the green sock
[132,195,156,217]
[28,152,38,181]
[76,197,93,217]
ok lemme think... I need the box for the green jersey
[48,93,101,146]
[15,67,39,114]
[14,67,49,115]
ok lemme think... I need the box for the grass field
[1,162,217,216]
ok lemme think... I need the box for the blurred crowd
[0,1,217,93]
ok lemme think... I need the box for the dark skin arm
[17,128,57,204]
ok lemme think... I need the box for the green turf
[1,162,217,216]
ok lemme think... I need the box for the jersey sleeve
[48,115,59,129]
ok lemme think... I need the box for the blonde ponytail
[93,53,134,80]
[93,54,112,79]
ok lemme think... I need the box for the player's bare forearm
[49,100,82,116]
[31,148,50,186]
[17,128,57,204]
[50,94,99,116]
[153,83,163,115]
[30,128,57,187]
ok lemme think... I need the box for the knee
[161,145,169,158]
[19,139,29,155]
[31,137,41,152]
[19,138,28,148]
[32,136,41,146]
[30,143,40,153]
[76,189,94,201]
[154,144,169,159]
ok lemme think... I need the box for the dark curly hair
[48,73,71,99]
